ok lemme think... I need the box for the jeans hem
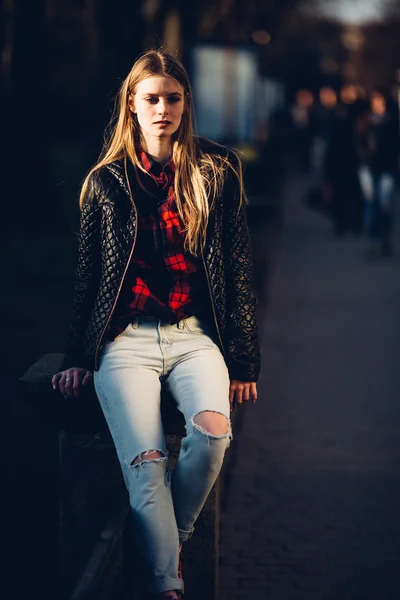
[148,577,183,594]
[178,526,194,543]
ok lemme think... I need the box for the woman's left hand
[229,380,257,411]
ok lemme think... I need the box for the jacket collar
[105,159,131,201]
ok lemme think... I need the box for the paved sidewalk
[219,177,400,600]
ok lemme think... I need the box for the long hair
[80,50,245,254]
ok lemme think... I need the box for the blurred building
[192,45,284,144]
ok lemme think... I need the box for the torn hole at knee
[130,449,166,466]
[192,411,230,437]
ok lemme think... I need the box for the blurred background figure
[322,84,364,237]
[291,89,315,174]
[309,86,337,187]
[355,89,400,257]
[337,83,359,117]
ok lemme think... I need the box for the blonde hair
[80,50,245,254]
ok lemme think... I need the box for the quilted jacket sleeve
[61,175,102,370]
[222,166,261,382]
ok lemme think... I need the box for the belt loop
[131,317,139,329]
[177,319,185,330]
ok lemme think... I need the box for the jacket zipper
[201,252,226,358]
[94,161,138,369]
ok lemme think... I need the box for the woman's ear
[128,93,135,114]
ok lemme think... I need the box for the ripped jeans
[94,316,232,595]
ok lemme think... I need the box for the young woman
[52,50,260,600]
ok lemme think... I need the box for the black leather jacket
[62,143,261,382]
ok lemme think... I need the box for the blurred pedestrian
[291,89,314,173]
[51,50,260,599]
[303,87,337,216]
[356,89,400,258]
[323,94,364,236]
[310,86,337,184]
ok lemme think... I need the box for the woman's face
[129,75,185,143]
[371,93,386,116]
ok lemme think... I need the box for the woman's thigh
[166,318,231,433]
[94,323,166,468]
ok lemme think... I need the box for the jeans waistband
[130,315,201,328]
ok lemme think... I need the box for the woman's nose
[158,100,169,115]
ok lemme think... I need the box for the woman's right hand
[51,368,93,398]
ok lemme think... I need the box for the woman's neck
[142,136,173,166]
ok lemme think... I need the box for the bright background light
[310,0,391,24]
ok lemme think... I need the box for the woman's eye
[144,96,180,104]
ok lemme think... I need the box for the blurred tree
[195,0,305,44]
[140,0,310,59]
[257,10,345,97]
[358,13,400,93]
[301,0,400,92]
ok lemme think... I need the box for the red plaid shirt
[108,151,209,339]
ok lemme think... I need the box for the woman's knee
[131,449,166,465]
[192,411,230,437]
[128,450,170,484]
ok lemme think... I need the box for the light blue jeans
[93,316,232,595]
[358,166,396,241]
